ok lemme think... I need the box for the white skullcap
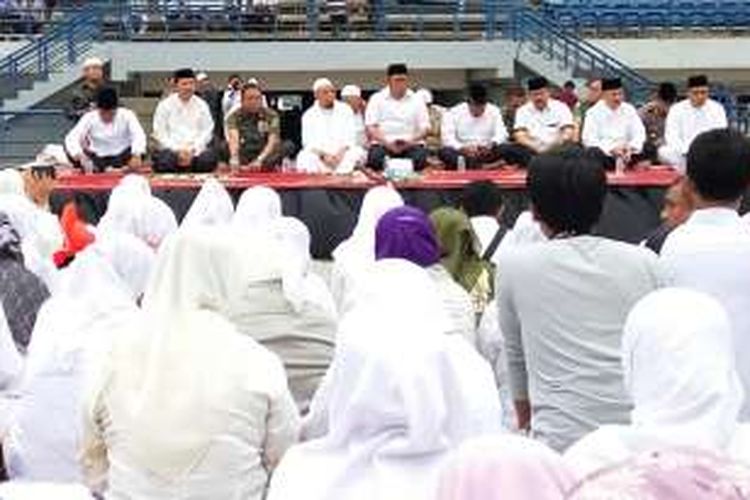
[341,84,361,98]
[196,72,208,81]
[415,88,433,105]
[313,78,335,93]
[82,57,104,69]
[247,77,259,85]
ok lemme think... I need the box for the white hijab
[98,176,178,250]
[0,482,93,500]
[270,259,502,500]
[181,178,234,229]
[0,305,23,390]
[96,227,278,480]
[233,186,282,232]
[276,216,336,319]
[331,186,403,314]
[565,287,749,478]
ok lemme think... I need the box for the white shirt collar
[688,207,740,225]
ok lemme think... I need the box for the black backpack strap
[482,225,507,262]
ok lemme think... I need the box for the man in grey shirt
[498,147,662,452]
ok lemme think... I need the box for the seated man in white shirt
[365,63,430,172]
[511,77,575,168]
[498,146,662,451]
[659,75,728,172]
[64,87,146,173]
[461,180,505,263]
[439,84,510,170]
[296,78,365,175]
[660,128,750,419]
[341,84,367,148]
[152,68,218,173]
[582,77,647,171]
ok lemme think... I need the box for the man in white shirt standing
[511,77,575,168]
[659,75,727,172]
[498,146,662,452]
[152,68,217,173]
[365,63,430,172]
[341,84,367,148]
[660,128,750,419]
[296,78,365,175]
[582,77,647,170]
[64,87,146,173]
[439,84,510,170]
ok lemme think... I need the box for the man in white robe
[659,75,727,172]
[296,78,365,174]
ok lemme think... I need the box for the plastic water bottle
[457,155,467,172]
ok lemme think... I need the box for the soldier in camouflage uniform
[66,57,106,122]
[226,83,282,171]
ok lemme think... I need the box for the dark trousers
[438,145,505,170]
[366,144,428,172]
[152,148,219,173]
[90,148,133,172]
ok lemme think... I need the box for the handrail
[513,8,654,101]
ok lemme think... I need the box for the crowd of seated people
[59,57,731,176]
[2,96,750,497]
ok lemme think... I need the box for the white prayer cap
[313,77,335,93]
[416,88,433,105]
[196,72,208,82]
[341,84,361,98]
[82,57,104,69]
[247,77,259,85]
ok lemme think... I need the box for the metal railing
[0,9,100,102]
[0,109,67,163]
[513,8,655,102]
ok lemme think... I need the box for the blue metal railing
[513,8,655,102]
[0,9,100,102]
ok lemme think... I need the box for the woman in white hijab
[565,287,750,479]
[229,216,336,413]
[270,259,503,500]
[233,185,283,232]
[5,233,155,482]
[180,177,234,229]
[0,168,25,196]
[330,185,403,315]
[98,175,178,250]
[81,227,300,499]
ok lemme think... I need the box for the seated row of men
[64,63,728,174]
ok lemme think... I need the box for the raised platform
[51,169,680,258]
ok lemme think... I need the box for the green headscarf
[430,207,489,294]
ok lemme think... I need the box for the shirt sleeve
[497,256,529,401]
[716,102,729,128]
[262,355,301,469]
[492,107,509,145]
[64,112,91,158]
[441,107,461,150]
[192,99,215,153]
[664,105,685,154]
[342,106,357,148]
[268,110,281,136]
[364,94,380,127]
[557,102,575,129]
[513,106,529,132]
[126,110,147,156]
[301,108,315,149]
[580,107,599,150]
[628,106,647,153]
[152,99,178,151]
[415,101,431,137]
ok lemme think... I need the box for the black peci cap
[96,87,118,110]
[601,77,623,91]
[687,74,709,88]
[527,76,549,91]
[173,68,196,81]
[468,83,488,105]
[387,63,408,77]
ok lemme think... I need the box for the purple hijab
[375,206,440,268]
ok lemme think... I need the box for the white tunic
[660,208,750,420]
[663,98,727,156]
[513,99,574,152]
[442,102,508,150]
[297,101,365,174]
[364,88,430,143]
[152,93,214,153]
[65,108,147,158]
[582,101,646,155]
